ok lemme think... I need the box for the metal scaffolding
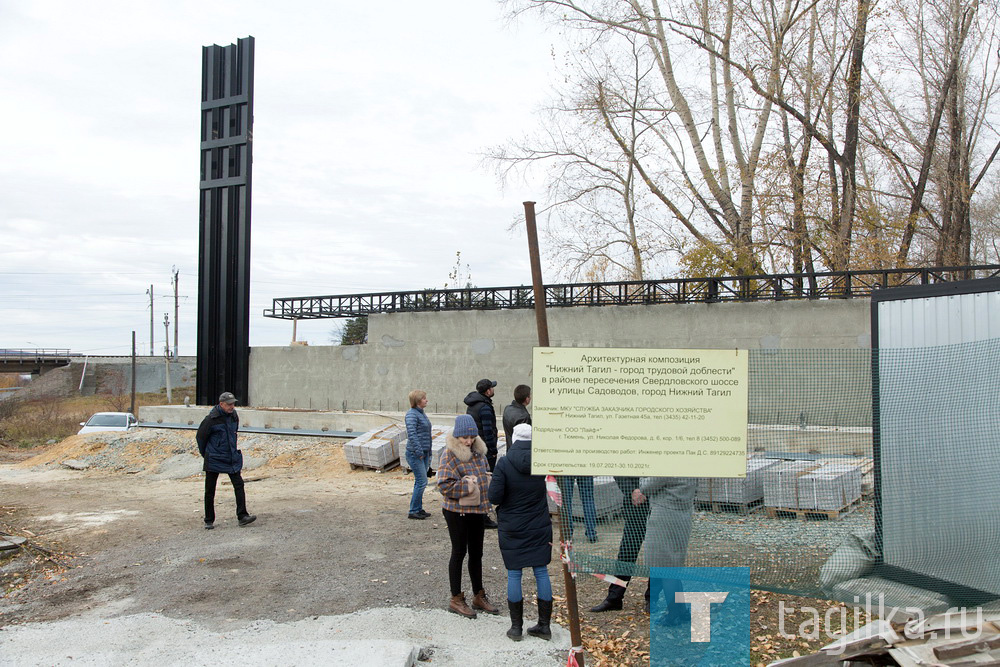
[263,264,1000,320]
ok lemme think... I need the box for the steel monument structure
[197,36,254,406]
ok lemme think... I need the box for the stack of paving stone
[795,462,862,511]
[546,476,624,520]
[697,456,780,508]
[343,424,406,470]
[763,460,822,509]
[430,428,449,470]
[399,425,452,472]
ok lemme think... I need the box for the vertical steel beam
[197,36,254,406]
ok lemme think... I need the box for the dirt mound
[18,429,356,479]
[20,434,112,466]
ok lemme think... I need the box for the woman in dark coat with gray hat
[487,423,553,642]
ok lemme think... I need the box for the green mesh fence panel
[554,341,1000,610]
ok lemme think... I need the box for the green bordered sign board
[531,347,749,478]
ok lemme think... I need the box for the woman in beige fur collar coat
[436,414,499,619]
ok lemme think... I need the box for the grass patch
[0,389,192,449]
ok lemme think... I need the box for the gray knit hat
[452,414,478,438]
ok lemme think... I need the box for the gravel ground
[1,429,877,665]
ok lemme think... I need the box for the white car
[78,412,138,434]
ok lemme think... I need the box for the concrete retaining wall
[80,357,197,395]
[249,300,872,426]
[20,357,196,398]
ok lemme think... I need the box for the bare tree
[500,0,1000,277]
[101,369,130,412]
[500,0,877,276]
[490,37,672,279]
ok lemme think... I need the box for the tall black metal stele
[196,36,254,406]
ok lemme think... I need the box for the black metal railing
[262,265,1000,320]
[0,349,72,361]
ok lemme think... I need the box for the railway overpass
[0,349,72,375]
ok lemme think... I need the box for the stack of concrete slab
[430,429,449,470]
[697,456,779,506]
[796,462,862,510]
[343,424,406,470]
[546,476,623,520]
[399,424,451,472]
[821,456,873,497]
[763,460,822,508]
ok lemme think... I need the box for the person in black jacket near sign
[464,379,499,471]
[195,392,256,530]
[501,384,532,447]
[488,424,554,642]
[465,378,500,529]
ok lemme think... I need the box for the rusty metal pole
[130,331,137,416]
[524,201,550,348]
[524,201,585,666]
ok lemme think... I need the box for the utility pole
[130,331,136,416]
[146,285,154,356]
[163,313,170,358]
[171,266,179,358]
[524,201,586,667]
[163,313,172,403]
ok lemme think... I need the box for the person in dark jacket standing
[488,424,554,642]
[464,378,499,470]
[404,389,432,520]
[501,384,531,447]
[195,392,256,529]
[464,378,499,529]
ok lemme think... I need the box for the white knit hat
[512,423,532,443]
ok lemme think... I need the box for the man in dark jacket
[465,378,499,529]
[502,384,532,447]
[464,379,499,471]
[196,391,256,529]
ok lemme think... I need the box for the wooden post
[524,201,586,666]
[130,331,137,416]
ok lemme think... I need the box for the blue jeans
[557,476,598,540]
[406,452,431,514]
[507,566,552,602]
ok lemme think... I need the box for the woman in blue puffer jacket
[404,390,433,519]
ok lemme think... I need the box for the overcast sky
[0,1,558,356]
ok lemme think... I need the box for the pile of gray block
[764,460,862,511]
[697,456,779,506]
[343,424,407,469]
[398,424,451,472]
[796,462,862,510]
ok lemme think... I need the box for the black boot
[527,598,553,640]
[652,578,690,626]
[590,583,626,612]
[506,600,524,641]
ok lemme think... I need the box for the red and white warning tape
[590,572,629,588]
[545,475,562,506]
